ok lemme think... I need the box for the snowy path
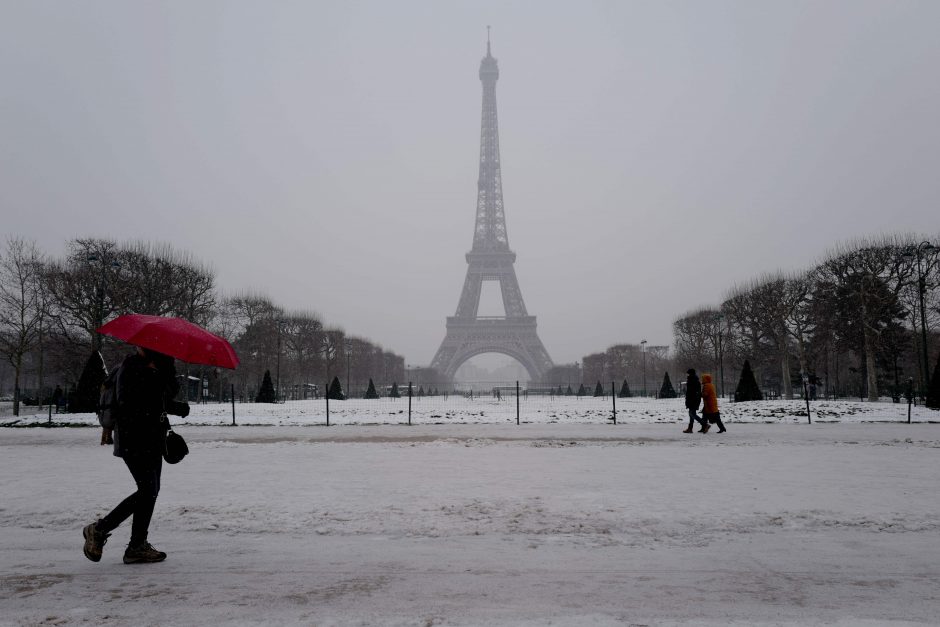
[1,424,939,625]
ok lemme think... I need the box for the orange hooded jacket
[701,374,719,414]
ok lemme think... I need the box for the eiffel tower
[430,32,553,382]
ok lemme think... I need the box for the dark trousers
[703,412,726,431]
[687,407,706,429]
[98,454,163,545]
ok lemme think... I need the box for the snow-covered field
[2,413,939,625]
[2,396,936,427]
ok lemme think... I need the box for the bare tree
[673,308,720,374]
[0,238,46,415]
[44,238,123,351]
[814,237,914,401]
[780,272,816,390]
[723,283,775,393]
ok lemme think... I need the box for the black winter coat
[113,353,187,458]
[685,373,702,410]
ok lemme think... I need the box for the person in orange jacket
[700,373,726,433]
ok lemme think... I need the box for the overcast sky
[2,1,939,367]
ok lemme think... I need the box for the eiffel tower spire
[430,34,553,382]
[474,29,508,252]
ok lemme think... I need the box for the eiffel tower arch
[431,33,553,382]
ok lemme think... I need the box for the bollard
[408,382,413,426]
[326,381,330,426]
[231,384,236,426]
[801,374,812,424]
[516,381,520,425]
[611,381,616,424]
[906,378,913,424]
[48,403,53,425]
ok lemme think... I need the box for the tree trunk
[779,334,793,400]
[862,326,879,401]
[13,354,22,416]
[37,321,44,410]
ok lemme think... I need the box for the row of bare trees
[578,344,672,396]
[216,293,404,402]
[0,237,405,414]
[673,234,940,401]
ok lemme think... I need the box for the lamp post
[275,319,284,403]
[902,241,937,398]
[344,339,352,399]
[640,340,647,397]
[712,313,726,399]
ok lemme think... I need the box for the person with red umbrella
[82,345,190,564]
[82,315,237,565]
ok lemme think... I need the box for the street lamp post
[902,241,937,398]
[640,340,647,397]
[275,319,284,403]
[345,339,352,399]
[712,313,726,399]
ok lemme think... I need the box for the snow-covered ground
[2,417,939,625]
[2,396,936,427]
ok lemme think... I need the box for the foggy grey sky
[2,1,939,367]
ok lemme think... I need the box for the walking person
[683,368,708,433]
[700,373,726,433]
[82,347,189,564]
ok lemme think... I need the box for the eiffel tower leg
[498,266,528,318]
[455,266,484,319]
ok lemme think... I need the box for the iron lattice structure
[430,36,554,382]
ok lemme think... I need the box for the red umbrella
[97,314,240,369]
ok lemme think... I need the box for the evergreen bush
[618,379,632,398]
[593,381,604,397]
[70,350,107,413]
[576,383,587,397]
[327,376,345,400]
[927,351,940,410]
[659,372,677,399]
[734,360,764,402]
[389,382,400,398]
[364,378,379,399]
[256,370,276,403]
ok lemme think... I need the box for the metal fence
[200,381,625,426]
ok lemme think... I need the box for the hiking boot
[717,428,727,433]
[682,428,693,433]
[83,522,110,562]
[699,424,710,433]
[123,542,167,564]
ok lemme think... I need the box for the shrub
[328,376,345,400]
[734,360,763,402]
[927,351,940,410]
[659,372,677,399]
[255,370,276,403]
[618,379,632,398]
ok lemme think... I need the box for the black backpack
[97,365,123,429]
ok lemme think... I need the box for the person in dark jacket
[683,368,708,433]
[83,347,189,564]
